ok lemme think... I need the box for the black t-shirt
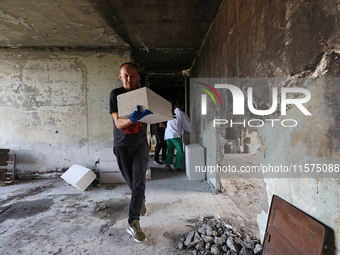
[109,87,147,146]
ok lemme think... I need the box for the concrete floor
[0,159,261,255]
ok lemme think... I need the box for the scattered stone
[185,231,195,247]
[239,247,251,255]
[214,236,225,245]
[202,235,214,244]
[188,231,204,249]
[234,237,242,246]
[234,230,242,238]
[178,216,262,255]
[210,244,221,255]
[178,241,185,250]
[195,241,205,250]
[187,242,196,249]
[227,237,240,253]
[206,225,213,236]
[224,230,236,237]
[198,226,207,235]
[221,245,229,252]
[240,240,256,250]
[194,231,203,241]
[100,223,109,233]
[211,230,219,237]
[189,248,198,255]
[203,216,215,222]
[253,244,262,254]
[224,223,233,230]
[207,219,216,227]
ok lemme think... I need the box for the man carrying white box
[109,63,152,243]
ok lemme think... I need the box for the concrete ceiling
[0,0,223,74]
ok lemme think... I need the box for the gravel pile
[177,216,262,255]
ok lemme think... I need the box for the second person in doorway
[153,122,167,165]
[164,101,191,171]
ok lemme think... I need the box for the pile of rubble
[177,216,262,255]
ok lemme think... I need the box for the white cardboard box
[185,144,206,181]
[117,87,173,124]
[61,164,96,191]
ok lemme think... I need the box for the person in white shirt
[164,101,191,170]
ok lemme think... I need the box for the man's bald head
[120,62,138,71]
[119,63,140,91]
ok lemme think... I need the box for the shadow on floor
[149,167,185,181]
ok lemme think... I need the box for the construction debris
[177,216,262,255]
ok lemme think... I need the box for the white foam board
[61,164,96,191]
[117,87,173,124]
[185,144,206,180]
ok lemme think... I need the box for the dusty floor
[0,159,261,255]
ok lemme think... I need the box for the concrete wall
[190,0,340,253]
[0,48,130,175]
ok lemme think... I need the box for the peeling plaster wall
[0,48,130,174]
[191,0,340,253]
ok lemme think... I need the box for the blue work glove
[130,105,153,123]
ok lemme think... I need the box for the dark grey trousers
[114,142,149,224]
[154,125,167,161]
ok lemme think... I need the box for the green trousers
[165,138,183,169]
